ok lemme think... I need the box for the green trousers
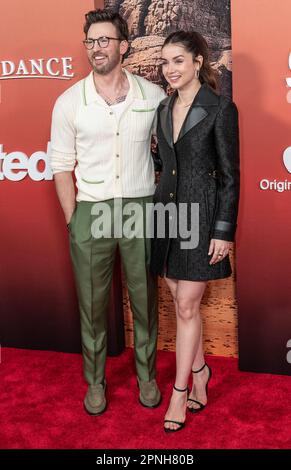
[69,197,158,385]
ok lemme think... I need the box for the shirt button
[116,154,119,158]
[172,170,176,175]
[116,175,119,179]
[116,132,119,136]
[170,193,174,198]
[110,111,114,115]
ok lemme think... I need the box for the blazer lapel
[176,83,220,143]
[159,93,176,149]
[159,84,220,147]
[178,107,208,141]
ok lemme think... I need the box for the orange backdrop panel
[0,0,95,351]
[232,0,291,373]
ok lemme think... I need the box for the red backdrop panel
[232,0,291,373]
[0,0,125,354]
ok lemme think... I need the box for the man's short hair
[84,9,129,41]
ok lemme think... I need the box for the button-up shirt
[50,69,166,202]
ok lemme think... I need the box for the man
[50,8,166,415]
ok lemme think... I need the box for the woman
[151,31,240,432]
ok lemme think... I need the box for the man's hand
[53,172,76,225]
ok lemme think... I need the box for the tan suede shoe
[137,377,161,408]
[84,381,107,416]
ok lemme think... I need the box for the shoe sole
[188,364,211,414]
[164,423,185,433]
[138,395,162,408]
[83,402,107,416]
[187,404,206,413]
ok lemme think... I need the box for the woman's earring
[196,68,200,79]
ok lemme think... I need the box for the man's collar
[83,68,144,106]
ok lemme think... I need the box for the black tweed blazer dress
[150,83,240,281]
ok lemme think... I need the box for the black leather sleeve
[212,99,240,241]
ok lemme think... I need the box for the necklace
[177,84,202,108]
[177,98,192,107]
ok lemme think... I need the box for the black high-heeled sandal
[187,363,212,414]
[164,385,189,433]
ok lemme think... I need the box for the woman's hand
[208,239,231,265]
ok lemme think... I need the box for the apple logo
[283,147,291,173]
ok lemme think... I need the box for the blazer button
[170,192,174,198]
[172,170,176,175]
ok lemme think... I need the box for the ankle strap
[173,384,188,393]
[192,363,206,374]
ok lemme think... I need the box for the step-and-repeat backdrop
[232,0,291,374]
[1,0,237,357]
[2,0,291,375]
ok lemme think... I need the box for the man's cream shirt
[50,69,166,202]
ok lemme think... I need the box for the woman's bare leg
[164,277,206,430]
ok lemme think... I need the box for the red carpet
[1,347,291,449]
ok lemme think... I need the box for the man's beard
[90,49,121,76]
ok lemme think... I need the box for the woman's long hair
[162,30,218,91]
